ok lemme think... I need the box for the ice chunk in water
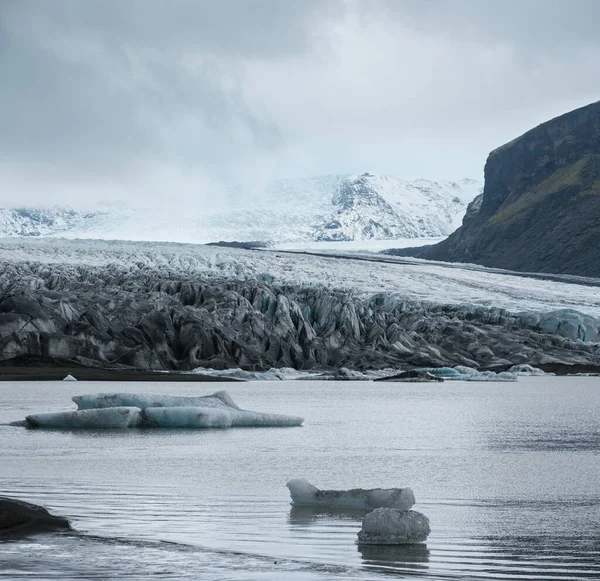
[62,374,77,381]
[507,364,548,376]
[357,508,430,545]
[72,391,304,428]
[143,407,232,429]
[287,479,415,510]
[23,391,303,430]
[25,407,142,429]
[72,390,241,411]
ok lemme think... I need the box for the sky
[1,0,600,209]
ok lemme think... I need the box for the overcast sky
[1,0,600,208]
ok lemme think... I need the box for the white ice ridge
[73,390,242,411]
[286,479,415,510]
[23,391,303,430]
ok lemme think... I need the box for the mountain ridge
[394,101,600,277]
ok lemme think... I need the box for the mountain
[313,174,480,241]
[0,175,480,244]
[407,101,600,277]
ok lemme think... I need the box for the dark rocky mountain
[404,101,600,277]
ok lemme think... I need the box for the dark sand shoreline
[0,357,240,382]
[0,367,240,381]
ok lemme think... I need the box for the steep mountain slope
[414,101,600,277]
[0,207,111,237]
[314,174,479,241]
[0,175,480,244]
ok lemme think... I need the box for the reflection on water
[1,377,600,579]
[359,543,430,577]
[288,505,367,526]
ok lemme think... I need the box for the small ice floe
[507,364,549,376]
[22,391,303,430]
[62,374,77,381]
[357,508,430,545]
[286,479,415,510]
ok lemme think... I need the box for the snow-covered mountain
[0,174,481,244]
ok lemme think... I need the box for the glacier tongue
[1,238,599,372]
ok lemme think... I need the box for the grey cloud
[0,0,336,203]
[374,0,600,52]
[0,0,599,208]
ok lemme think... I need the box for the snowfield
[0,175,480,244]
[1,237,599,318]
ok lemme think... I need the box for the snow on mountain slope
[0,207,114,237]
[0,175,480,244]
[314,174,480,241]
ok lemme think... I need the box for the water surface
[1,378,599,580]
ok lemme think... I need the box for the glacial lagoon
[1,377,599,580]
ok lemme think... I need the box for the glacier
[287,479,416,510]
[0,238,599,372]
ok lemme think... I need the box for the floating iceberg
[21,391,304,430]
[287,479,415,510]
[357,508,430,545]
[62,374,77,381]
[25,407,143,429]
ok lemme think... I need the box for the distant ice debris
[507,364,549,376]
[357,508,430,545]
[287,479,415,510]
[26,407,143,429]
[415,366,517,382]
[374,370,444,382]
[62,374,77,381]
[191,367,314,381]
[23,391,303,430]
[191,366,520,382]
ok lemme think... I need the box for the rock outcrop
[0,497,70,537]
[411,101,600,277]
